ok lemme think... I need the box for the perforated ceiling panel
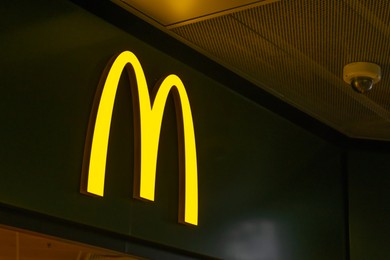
[169,0,390,140]
[116,0,390,140]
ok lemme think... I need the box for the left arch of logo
[81,51,198,226]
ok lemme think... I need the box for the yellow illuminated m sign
[81,51,198,225]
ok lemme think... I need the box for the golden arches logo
[81,51,198,226]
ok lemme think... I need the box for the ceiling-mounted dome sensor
[343,62,381,93]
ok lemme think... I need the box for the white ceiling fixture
[343,62,382,94]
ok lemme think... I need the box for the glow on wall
[81,51,198,226]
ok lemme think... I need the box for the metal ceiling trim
[164,0,280,29]
[112,0,280,29]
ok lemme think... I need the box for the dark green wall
[0,0,348,259]
[348,149,390,260]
